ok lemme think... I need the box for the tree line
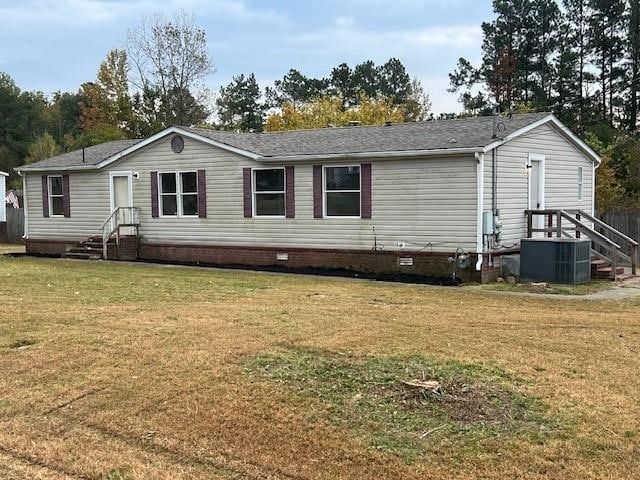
[0,13,430,189]
[449,0,640,210]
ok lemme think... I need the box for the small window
[180,172,198,216]
[254,169,285,216]
[324,166,360,217]
[48,176,64,216]
[577,167,584,200]
[160,173,178,216]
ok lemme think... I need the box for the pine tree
[587,0,626,122]
[561,0,592,130]
[625,0,640,130]
[216,73,265,132]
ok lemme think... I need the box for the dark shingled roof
[184,112,550,158]
[17,139,143,171]
[18,113,550,171]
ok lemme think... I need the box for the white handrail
[102,207,140,259]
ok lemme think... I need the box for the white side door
[528,154,545,235]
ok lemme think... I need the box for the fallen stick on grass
[421,424,448,438]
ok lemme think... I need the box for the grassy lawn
[0,256,639,479]
[473,280,616,296]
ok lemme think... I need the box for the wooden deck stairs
[526,209,639,281]
[62,207,140,261]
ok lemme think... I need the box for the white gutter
[259,147,482,163]
[17,146,484,172]
[15,164,98,173]
[475,152,484,271]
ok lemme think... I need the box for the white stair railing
[101,207,140,259]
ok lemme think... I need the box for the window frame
[252,167,286,218]
[577,166,584,201]
[158,170,199,218]
[48,175,65,217]
[323,165,361,218]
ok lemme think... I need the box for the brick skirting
[26,239,491,283]
[138,243,483,283]
[105,236,138,261]
[26,238,73,256]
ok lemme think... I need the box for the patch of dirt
[396,381,518,423]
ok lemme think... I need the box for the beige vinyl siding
[25,171,110,240]
[495,122,594,246]
[25,135,478,253]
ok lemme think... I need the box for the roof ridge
[187,112,552,137]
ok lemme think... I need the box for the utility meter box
[483,210,494,235]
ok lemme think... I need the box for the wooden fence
[599,211,640,243]
[5,208,24,243]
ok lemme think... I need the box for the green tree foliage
[25,133,59,164]
[216,73,265,132]
[265,69,329,109]
[264,93,406,132]
[625,0,640,130]
[449,0,640,210]
[266,59,431,121]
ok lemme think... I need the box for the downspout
[592,161,598,217]
[19,171,28,240]
[475,152,484,271]
[492,147,498,217]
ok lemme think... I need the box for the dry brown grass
[0,256,639,479]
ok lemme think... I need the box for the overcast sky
[0,0,493,114]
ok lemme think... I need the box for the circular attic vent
[171,135,185,153]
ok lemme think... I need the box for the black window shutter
[150,171,159,218]
[41,175,49,218]
[285,166,295,218]
[62,174,71,217]
[197,169,207,218]
[312,165,323,218]
[243,168,252,218]
[360,163,372,219]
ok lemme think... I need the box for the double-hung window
[180,172,198,216]
[324,166,360,217]
[254,168,285,216]
[160,172,198,217]
[577,166,584,200]
[48,175,64,216]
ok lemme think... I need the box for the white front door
[110,172,134,234]
[528,154,545,234]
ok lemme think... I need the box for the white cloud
[0,0,288,29]
[335,16,354,28]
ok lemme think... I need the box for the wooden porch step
[63,252,102,260]
[617,273,635,282]
[593,266,625,279]
[68,246,103,254]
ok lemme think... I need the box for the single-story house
[15,113,603,282]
